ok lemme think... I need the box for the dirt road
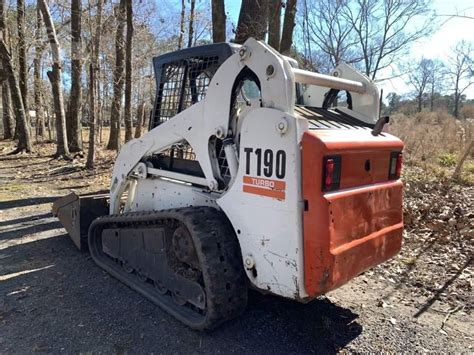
[0,143,472,353]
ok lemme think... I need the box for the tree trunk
[134,101,146,138]
[17,0,28,113]
[267,0,281,51]
[0,40,32,152]
[187,0,196,47]
[39,0,69,157]
[453,76,460,118]
[107,0,126,150]
[44,92,52,141]
[211,0,226,43]
[280,0,297,54]
[1,82,14,139]
[66,0,83,152]
[98,63,103,144]
[0,0,30,151]
[178,0,185,49]
[301,0,312,67]
[0,1,14,141]
[34,5,45,140]
[124,0,133,142]
[1,19,19,141]
[430,81,435,112]
[86,0,103,169]
[235,0,268,44]
[417,94,422,113]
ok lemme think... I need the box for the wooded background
[0,0,472,168]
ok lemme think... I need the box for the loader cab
[150,43,240,130]
[148,43,265,188]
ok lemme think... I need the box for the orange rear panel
[302,129,404,297]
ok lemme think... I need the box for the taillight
[322,155,341,191]
[389,152,403,180]
[325,159,334,188]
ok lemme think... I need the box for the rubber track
[88,207,248,330]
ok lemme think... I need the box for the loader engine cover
[301,129,404,296]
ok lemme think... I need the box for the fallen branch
[440,305,464,331]
[47,164,81,175]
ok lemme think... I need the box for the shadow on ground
[0,213,53,228]
[0,208,362,353]
[0,197,60,210]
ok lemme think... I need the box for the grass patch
[437,152,457,167]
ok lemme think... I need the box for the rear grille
[295,106,374,130]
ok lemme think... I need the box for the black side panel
[146,155,205,178]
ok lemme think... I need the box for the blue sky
[161,0,474,99]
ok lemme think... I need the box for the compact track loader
[53,38,404,330]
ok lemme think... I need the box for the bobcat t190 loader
[52,38,404,330]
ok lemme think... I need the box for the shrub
[465,161,474,174]
[438,153,457,167]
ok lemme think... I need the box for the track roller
[88,207,248,330]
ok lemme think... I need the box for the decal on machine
[242,148,286,200]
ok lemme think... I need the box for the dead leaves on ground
[372,166,472,312]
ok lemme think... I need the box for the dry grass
[20,114,474,185]
[389,111,474,185]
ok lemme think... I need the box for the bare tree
[124,0,133,142]
[303,0,357,70]
[428,60,446,112]
[39,0,70,157]
[211,0,226,43]
[267,0,281,51]
[280,0,297,54]
[34,5,45,140]
[0,0,31,152]
[406,58,432,113]
[448,41,473,118]
[343,0,433,79]
[66,0,83,152]
[17,0,28,112]
[107,0,126,150]
[86,0,103,169]
[235,0,268,44]
[187,0,196,47]
[386,92,401,114]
